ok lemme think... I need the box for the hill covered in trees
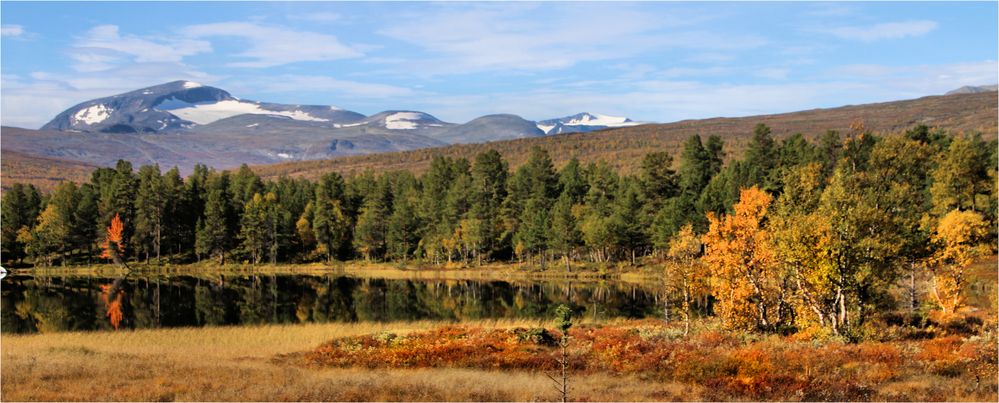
[251,91,998,180]
[1,151,99,192]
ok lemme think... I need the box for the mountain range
[2,82,996,191]
[4,80,640,174]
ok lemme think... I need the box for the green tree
[239,192,279,264]
[743,124,777,191]
[469,150,509,261]
[515,197,550,266]
[677,135,712,198]
[354,179,392,261]
[313,198,350,263]
[1,183,42,263]
[387,186,422,261]
[134,164,166,262]
[930,134,992,215]
[549,191,582,272]
[196,174,232,265]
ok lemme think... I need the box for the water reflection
[1,274,664,334]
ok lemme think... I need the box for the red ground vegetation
[306,320,998,401]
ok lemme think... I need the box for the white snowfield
[73,104,112,125]
[384,112,427,130]
[564,113,639,127]
[182,81,203,89]
[536,123,555,134]
[156,98,330,125]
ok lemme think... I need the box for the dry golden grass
[2,318,703,402]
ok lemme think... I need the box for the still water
[1,273,664,334]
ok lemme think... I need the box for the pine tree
[515,197,550,266]
[198,180,231,265]
[239,193,269,264]
[469,150,509,261]
[743,124,777,190]
[549,191,582,271]
[611,178,646,264]
[678,135,712,198]
[558,157,588,204]
[639,151,678,226]
[134,164,165,262]
[386,186,422,261]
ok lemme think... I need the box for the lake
[1,273,669,333]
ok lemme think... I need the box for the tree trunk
[155,224,162,264]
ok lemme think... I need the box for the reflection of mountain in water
[0,275,687,334]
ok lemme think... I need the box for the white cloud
[376,4,766,76]
[71,25,212,72]
[822,20,938,41]
[1,24,24,37]
[182,22,362,68]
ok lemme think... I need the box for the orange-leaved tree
[929,209,990,314]
[100,213,128,268]
[702,187,789,332]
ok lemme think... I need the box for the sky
[1,1,997,129]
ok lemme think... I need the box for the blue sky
[2,1,996,129]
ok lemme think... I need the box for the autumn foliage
[100,213,126,262]
[930,209,990,313]
[306,321,998,401]
[702,187,789,331]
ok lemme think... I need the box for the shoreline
[7,261,665,285]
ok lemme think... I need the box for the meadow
[2,258,995,401]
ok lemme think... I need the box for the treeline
[2,124,996,329]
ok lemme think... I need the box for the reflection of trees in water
[2,275,661,334]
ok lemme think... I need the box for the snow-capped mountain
[41,80,365,133]
[10,81,652,173]
[348,111,454,131]
[536,112,641,135]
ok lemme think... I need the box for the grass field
[3,258,996,401]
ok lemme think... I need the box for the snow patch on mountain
[536,123,555,134]
[157,98,330,125]
[182,81,203,89]
[385,112,426,129]
[563,113,637,127]
[73,104,112,125]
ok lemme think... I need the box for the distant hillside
[946,84,999,95]
[2,151,98,192]
[252,91,998,180]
